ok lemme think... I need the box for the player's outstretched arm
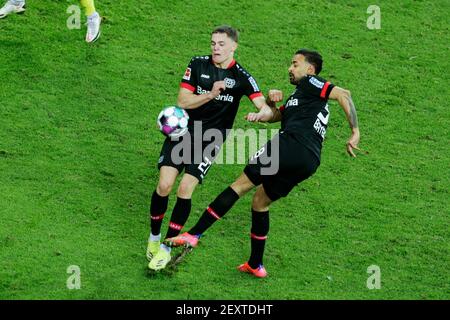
[329,86,361,157]
[245,90,283,123]
[177,81,226,110]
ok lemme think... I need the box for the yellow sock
[80,0,96,17]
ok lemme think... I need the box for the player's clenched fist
[267,89,283,103]
[208,81,226,99]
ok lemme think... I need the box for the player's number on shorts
[251,146,265,162]
[317,104,330,125]
[198,157,212,175]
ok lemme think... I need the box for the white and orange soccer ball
[157,106,189,138]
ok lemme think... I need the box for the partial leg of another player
[0,0,25,19]
[80,0,101,43]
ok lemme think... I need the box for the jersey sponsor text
[197,85,234,102]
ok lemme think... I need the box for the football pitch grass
[0,0,448,299]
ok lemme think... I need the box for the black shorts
[157,133,223,183]
[244,131,320,201]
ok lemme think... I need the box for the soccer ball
[157,106,189,138]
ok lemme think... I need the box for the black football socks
[150,190,168,237]
[188,186,240,236]
[165,197,192,239]
[248,209,269,269]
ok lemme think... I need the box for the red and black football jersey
[180,55,263,131]
[279,75,335,160]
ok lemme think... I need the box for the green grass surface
[0,0,449,299]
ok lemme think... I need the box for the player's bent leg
[230,172,256,197]
[0,0,25,19]
[251,185,273,212]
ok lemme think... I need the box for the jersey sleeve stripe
[248,92,263,100]
[320,82,330,99]
[180,82,195,92]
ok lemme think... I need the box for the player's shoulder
[234,62,254,78]
[189,55,211,64]
[302,75,330,88]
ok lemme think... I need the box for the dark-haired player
[147,26,273,271]
[166,49,361,278]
